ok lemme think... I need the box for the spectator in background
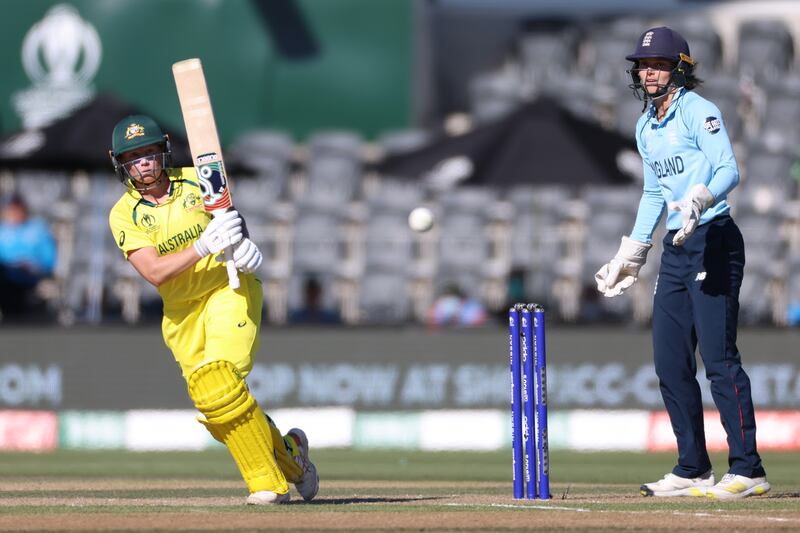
[289,275,341,325]
[0,193,56,320]
[427,283,487,328]
[497,268,527,323]
[505,268,526,306]
[787,300,800,326]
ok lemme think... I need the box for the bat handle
[225,247,240,289]
[212,208,240,290]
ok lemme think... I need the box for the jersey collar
[125,170,181,207]
[127,171,184,225]
[648,87,686,123]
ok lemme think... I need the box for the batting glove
[194,209,243,258]
[219,237,263,274]
[595,236,652,298]
[669,184,715,246]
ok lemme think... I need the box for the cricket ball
[408,206,434,233]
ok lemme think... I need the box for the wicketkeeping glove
[193,209,243,258]
[595,236,652,297]
[668,184,715,246]
[218,237,263,274]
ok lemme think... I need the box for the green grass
[0,449,796,485]
[0,449,798,527]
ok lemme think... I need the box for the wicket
[509,303,550,500]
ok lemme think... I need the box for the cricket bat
[172,58,239,289]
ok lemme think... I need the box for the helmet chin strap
[649,80,673,99]
[643,81,678,111]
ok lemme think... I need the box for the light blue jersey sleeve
[630,118,666,243]
[685,98,739,201]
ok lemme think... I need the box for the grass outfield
[0,449,798,530]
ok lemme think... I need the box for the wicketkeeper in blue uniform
[595,27,769,499]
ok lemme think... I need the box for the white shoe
[640,470,715,497]
[705,473,770,500]
[246,490,290,505]
[287,428,319,502]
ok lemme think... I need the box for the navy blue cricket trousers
[652,215,765,479]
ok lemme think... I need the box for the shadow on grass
[768,492,800,499]
[303,496,444,505]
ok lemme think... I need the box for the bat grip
[225,248,240,289]
[212,208,240,290]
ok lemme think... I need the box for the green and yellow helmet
[109,115,172,186]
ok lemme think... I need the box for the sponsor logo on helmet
[642,31,654,47]
[125,123,145,140]
[704,116,721,134]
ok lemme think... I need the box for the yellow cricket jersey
[108,168,228,304]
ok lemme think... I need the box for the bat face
[196,152,232,210]
[172,58,232,212]
[174,57,241,289]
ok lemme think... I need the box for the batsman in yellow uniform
[107,115,318,505]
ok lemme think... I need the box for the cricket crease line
[670,511,798,523]
[443,503,591,512]
[442,504,797,523]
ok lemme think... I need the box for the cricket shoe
[705,473,770,500]
[286,428,319,502]
[640,470,715,497]
[246,491,290,505]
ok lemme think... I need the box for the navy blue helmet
[626,27,696,101]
